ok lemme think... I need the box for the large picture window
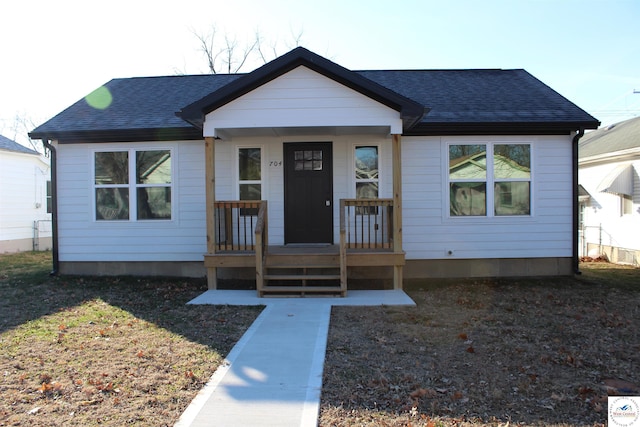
[449,143,530,217]
[94,150,172,221]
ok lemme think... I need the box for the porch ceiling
[212,125,393,139]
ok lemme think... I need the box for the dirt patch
[320,263,640,426]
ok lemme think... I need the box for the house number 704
[270,161,282,167]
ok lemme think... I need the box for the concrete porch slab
[187,289,416,307]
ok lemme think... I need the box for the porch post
[392,133,403,290]
[205,137,217,289]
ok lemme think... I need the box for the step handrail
[254,201,268,296]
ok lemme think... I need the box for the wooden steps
[258,250,345,297]
[264,274,341,281]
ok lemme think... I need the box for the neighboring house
[578,116,640,265]
[0,135,52,252]
[29,47,599,295]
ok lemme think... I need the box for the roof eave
[28,127,203,144]
[405,121,600,136]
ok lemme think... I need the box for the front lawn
[0,251,262,426]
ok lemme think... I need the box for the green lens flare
[85,86,113,110]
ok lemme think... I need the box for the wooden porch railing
[254,201,268,294]
[214,201,266,251]
[339,199,394,249]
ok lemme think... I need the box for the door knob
[325,199,331,207]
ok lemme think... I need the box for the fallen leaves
[410,388,437,399]
[38,380,63,395]
[322,269,640,426]
[0,261,262,427]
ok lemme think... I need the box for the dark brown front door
[284,142,333,244]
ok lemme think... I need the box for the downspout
[572,128,585,275]
[42,139,59,275]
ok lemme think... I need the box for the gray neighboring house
[578,116,640,265]
[29,47,599,294]
[0,135,52,252]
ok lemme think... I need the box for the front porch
[204,198,405,297]
[203,132,406,297]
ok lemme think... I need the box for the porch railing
[339,199,394,250]
[254,201,268,293]
[214,201,266,251]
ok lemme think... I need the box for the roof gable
[178,47,427,131]
[203,65,406,136]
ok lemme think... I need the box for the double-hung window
[355,146,379,213]
[238,147,262,214]
[449,143,531,217]
[94,150,172,221]
[355,146,379,198]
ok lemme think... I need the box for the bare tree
[1,112,42,153]
[193,25,304,74]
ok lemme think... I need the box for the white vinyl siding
[204,66,403,136]
[579,160,640,252]
[403,135,573,260]
[55,133,576,263]
[0,150,51,248]
[56,141,205,262]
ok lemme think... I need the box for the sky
[1,0,639,148]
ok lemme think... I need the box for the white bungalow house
[578,116,640,265]
[0,135,52,252]
[29,47,599,295]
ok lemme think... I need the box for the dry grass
[320,263,640,426]
[2,252,639,426]
[0,251,262,426]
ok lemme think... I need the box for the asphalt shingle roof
[360,69,593,125]
[579,116,640,159]
[30,48,599,142]
[0,134,39,154]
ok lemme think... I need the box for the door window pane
[294,150,323,171]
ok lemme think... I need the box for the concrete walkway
[174,290,415,427]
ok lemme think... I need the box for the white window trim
[351,142,382,199]
[235,145,265,201]
[443,138,535,221]
[92,147,175,223]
